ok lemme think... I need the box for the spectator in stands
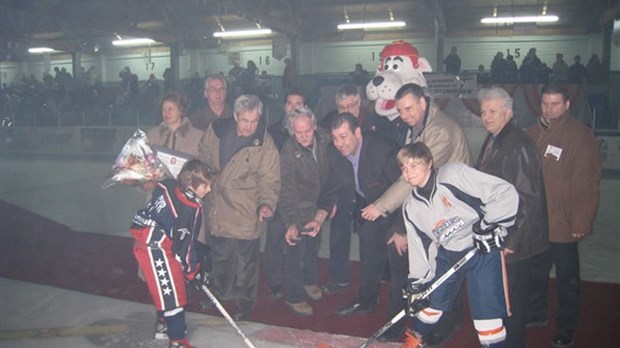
[505,55,518,83]
[444,46,461,76]
[257,70,274,99]
[552,53,569,82]
[282,58,295,91]
[188,75,233,132]
[228,62,243,86]
[144,73,161,105]
[237,60,258,94]
[519,48,543,84]
[477,65,491,85]
[198,94,280,322]
[540,63,551,84]
[263,88,308,301]
[350,63,369,85]
[163,67,174,92]
[491,52,507,83]
[188,72,204,112]
[586,54,605,84]
[568,55,587,84]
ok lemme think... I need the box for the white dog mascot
[366,40,433,121]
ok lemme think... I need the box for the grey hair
[285,107,317,135]
[234,94,263,116]
[335,83,361,104]
[477,87,513,110]
[205,74,227,89]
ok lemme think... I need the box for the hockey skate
[401,330,425,348]
[154,320,168,340]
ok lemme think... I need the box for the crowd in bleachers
[444,46,607,85]
[0,46,609,128]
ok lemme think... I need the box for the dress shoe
[304,285,323,301]
[285,301,313,316]
[335,301,374,316]
[322,281,349,295]
[552,331,574,347]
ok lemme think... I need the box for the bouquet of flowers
[101,129,171,189]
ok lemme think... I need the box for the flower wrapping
[101,129,171,189]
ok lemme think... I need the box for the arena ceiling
[0,0,618,60]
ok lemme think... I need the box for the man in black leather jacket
[476,87,549,348]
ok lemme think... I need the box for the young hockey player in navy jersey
[130,159,216,348]
[397,143,518,348]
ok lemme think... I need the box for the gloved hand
[402,278,430,316]
[188,268,209,292]
[472,222,506,254]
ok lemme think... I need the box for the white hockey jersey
[403,162,518,283]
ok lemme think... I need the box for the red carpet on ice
[1,200,618,347]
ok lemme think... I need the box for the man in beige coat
[198,94,280,321]
[363,83,472,344]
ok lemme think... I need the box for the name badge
[544,144,563,161]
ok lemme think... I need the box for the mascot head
[366,40,433,120]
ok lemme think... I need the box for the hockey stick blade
[358,248,478,348]
[200,284,257,348]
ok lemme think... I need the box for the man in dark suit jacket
[305,113,401,315]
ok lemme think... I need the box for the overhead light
[337,21,406,30]
[212,29,272,38]
[112,38,158,47]
[28,47,60,54]
[481,15,559,24]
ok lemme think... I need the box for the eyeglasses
[337,100,359,113]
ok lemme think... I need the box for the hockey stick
[200,284,257,348]
[359,248,478,348]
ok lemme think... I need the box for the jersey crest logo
[440,195,453,209]
[432,216,465,241]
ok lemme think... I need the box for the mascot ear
[417,57,433,73]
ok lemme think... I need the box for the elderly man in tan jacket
[198,94,280,322]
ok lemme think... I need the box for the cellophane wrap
[101,129,171,189]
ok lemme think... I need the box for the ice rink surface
[0,154,618,347]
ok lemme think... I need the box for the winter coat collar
[211,116,268,146]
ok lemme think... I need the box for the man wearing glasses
[189,74,233,131]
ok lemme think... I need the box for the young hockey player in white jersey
[398,142,518,348]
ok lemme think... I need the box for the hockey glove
[188,268,209,292]
[472,222,506,254]
[403,278,430,316]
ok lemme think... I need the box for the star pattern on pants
[155,258,172,296]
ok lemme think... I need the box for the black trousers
[504,252,548,348]
[210,236,260,311]
[263,215,286,289]
[328,214,353,285]
[528,243,580,333]
[357,215,395,307]
[283,233,321,303]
